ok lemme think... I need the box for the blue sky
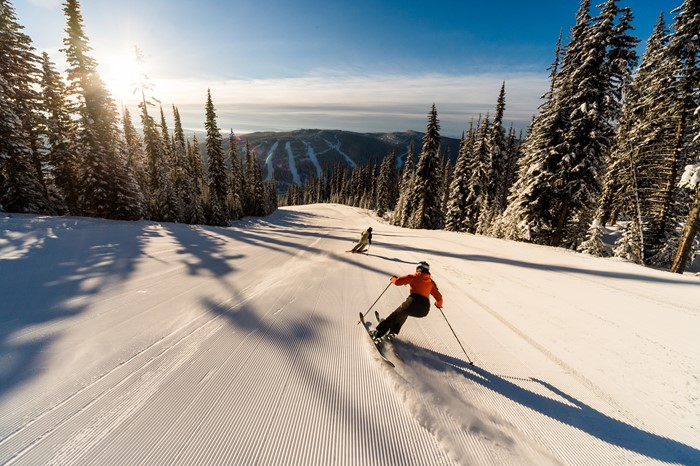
[15,0,682,137]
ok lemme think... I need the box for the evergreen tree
[445,130,473,232]
[171,106,190,218]
[39,52,79,214]
[156,105,181,221]
[265,173,278,214]
[393,144,415,227]
[613,216,643,263]
[551,0,635,247]
[242,140,254,215]
[226,130,244,220]
[594,14,673,263]
[204,89,228,226]
[62,0,142,219]
[669,0,700,273]
[479,82,509,233]
[138,96,175,221]
[577,220,607,256]
[499,34,568,243]
[251,154,266,216]
[501,0,637,247]
[183,135,206,224]
[0,0,49,213]
[441,154,453,215]
[465,115,490,233]
[121,106,148,210]
[375,152,398,217]
[409,104,444,229]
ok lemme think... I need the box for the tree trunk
[551,197,570,247]
[670,188,700,274]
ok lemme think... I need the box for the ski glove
[390,275,398,283]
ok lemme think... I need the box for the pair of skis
[359,311,399,367]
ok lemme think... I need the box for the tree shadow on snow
[0,216,150,404]
[381,240,699,287]
[395,340,700,465]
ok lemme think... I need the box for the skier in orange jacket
[371,261,443,340]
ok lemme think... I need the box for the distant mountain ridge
[224,129,461,192]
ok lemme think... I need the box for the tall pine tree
[0,0,49,213]
[669,0,700,273]
[62,0,141,219]
[409,104,444,229]
[204,89,228,226]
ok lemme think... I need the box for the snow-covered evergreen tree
[226,130,244,220]
[121,106,148,214]
[669,0,700,273]
[393,144,415,227]
[375,152,398,217]
[39,52,78,214]
[204,89,228,226]
[409,104,444,229]
[499,31,567,243]
[441,153,453,216]
[577,220,607,256]
[265,173,278,215]
[62,0,141,220]
[171,106,190,219]
[551,0,637,247]
[0,0,49,213]
[479,83,509,232]
[501,0,636,247]
[183,135,206,225]
[251,154,266,216]
[594,14,672,263]
[464,115,490,233]
[242,140,254,215]
[445,130,472,232]
[613,217,643,263]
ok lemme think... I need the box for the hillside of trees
[0,0,276,227]
[1,0,698,272]
[282,0,699,274]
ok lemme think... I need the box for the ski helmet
[416,261,430,273]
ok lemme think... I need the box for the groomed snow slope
[0,204,698,465]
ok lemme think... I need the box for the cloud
[119,72,549,137]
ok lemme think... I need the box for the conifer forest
[1,0,698,272]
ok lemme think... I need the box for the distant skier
[371,261,443,340]
[350,227,372,253]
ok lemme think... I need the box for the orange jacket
[392,272,443,307]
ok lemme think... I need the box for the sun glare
[98,54,145,105]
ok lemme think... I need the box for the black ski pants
[376,293,430,338]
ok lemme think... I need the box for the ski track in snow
[322,137,355,167]
[1,205,699,465]
[284,141,302,185]
[302,140,322,178]
[263,140,279,182]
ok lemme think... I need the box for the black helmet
[416,261,430,273]
[368,227,372,231]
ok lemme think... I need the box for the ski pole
[438,307,474,365]
[357,281,391,324]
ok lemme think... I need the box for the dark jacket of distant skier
[351,227,372,252]
[374,261,443,339]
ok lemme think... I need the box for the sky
[13,0,683,137]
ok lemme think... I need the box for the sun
[97,52,145,105]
